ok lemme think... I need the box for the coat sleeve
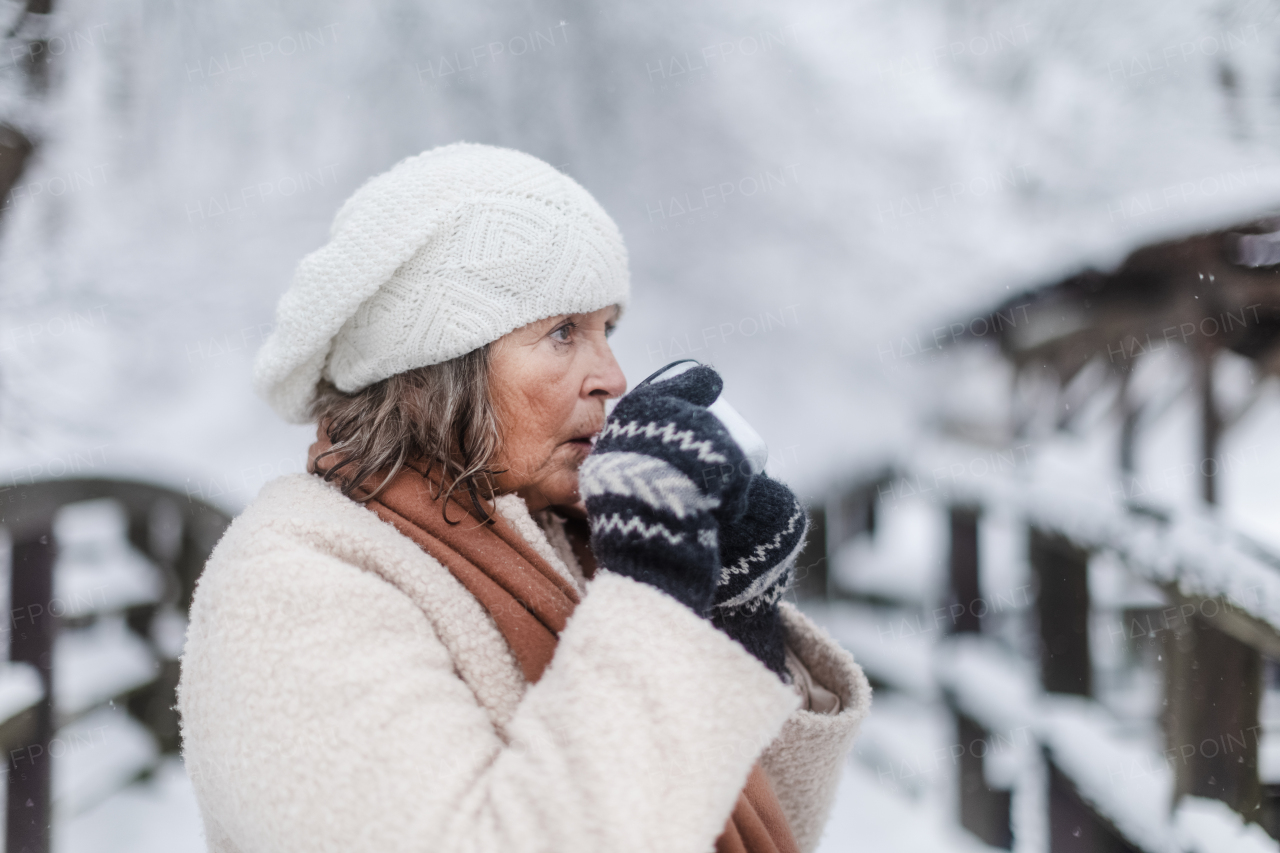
[177,528,801,853]
[759,602,872,853]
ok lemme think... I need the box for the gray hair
[308,345,502,515]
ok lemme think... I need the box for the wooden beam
[956,710,1012,848]
[948,506,982,634]
[1032,528,1092,696]
[1047,752,1146,853]
[0,705,38,757]
[1163,614,1261,815]
[1198,350,1221,505]
[7,525,54,853]
[1164,587,1280,663]
[0,124,33,208]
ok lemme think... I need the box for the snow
[54,615,158,720]
[1261,731,1280,784]
[49,499,169,721]
[53,499,164,618]
[830,497,945,603]
[979,508,1032,612]
[6,0,1280,848]
[934,636,1037,734]
[928,626,1277,853]
[1219,381,1280,552]
[55,758,205,853]
[1038,697,1178,853]
[1090,551,1169,611]
[816,758,1004,853]
[0,661,43,722]
[52,704,158,818]
[147,605,188,661]
[808,601,939,699]
[1259,692,1280,783]
[866,431,1280,644]
[933,624,1280,852]
[852,691,958,800]
[813,445,1280,852]
[1175,796,1280,853]
[935,637,1181,853]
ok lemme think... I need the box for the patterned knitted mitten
[711,474,808,679]
[579,364,751,616]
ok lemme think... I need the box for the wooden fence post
[1031,528,1092,696]
[8,524,55,853]
[956,710,1012,848]
[1197,351,1222,506]
[948,506,981,634]
[1047,751,1143,853]
[1164,615,1261,815]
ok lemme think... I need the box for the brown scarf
[308,436,800,853]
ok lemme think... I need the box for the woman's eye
[551,323,574,343]
[604,324,616,339]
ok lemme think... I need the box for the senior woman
[177,143,870,853]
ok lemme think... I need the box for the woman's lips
[566,430,601,451]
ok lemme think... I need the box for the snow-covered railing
[969,477,1280,657]
[0,478,230,853]
[810,461,1280,853]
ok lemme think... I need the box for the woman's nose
[587,340,628,399]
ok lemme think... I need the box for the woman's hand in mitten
[578,364,752,616]
[711,474,808,680]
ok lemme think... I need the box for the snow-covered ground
[51,750,1001,853]
[56,758,205,853]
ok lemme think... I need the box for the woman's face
[488,305,626,513]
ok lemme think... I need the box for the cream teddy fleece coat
[177,473,871,853]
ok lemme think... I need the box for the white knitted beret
[253,142,631,423]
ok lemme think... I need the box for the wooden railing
[0,477,230,853]
[802,465,1280,852]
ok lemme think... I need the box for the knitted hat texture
[253,142,631,423]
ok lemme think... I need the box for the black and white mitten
[711,474,808,679]
[579,365,751,616]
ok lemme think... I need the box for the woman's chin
[541,477,582,511]
[510,469,581,513]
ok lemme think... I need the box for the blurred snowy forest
[2,0,1279,512]
[6,0,1280,851]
